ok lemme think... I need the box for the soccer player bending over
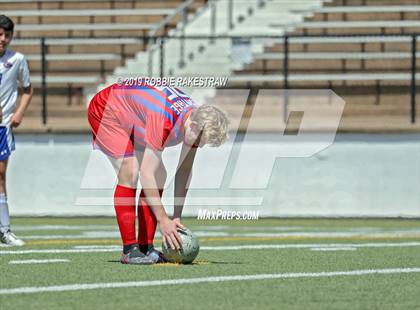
[0,15,33,246]
[88,83,228,264]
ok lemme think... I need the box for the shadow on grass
[106,260,244,266]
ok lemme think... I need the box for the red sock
[137,189,162,246]
[114,184,137,246]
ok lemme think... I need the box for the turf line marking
[310,247,357,251]
[1,268,419,295]
[1,242,419,255]
[199,242,420,251]
[0,248,118,255]
[13,225,116,232]
[18,230,420,240]
[29,239,119,245]
[22,235,420,245]
[8,259,70,265]
[74,245,116,249]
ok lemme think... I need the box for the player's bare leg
[0,159,24,246]
[108,155,140,188]
[138,160,168,262]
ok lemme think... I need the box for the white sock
[0,193,10,234]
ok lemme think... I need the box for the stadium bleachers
[231,3,420,80]
[3,0,207,131]
[4,0,420,132]
[0,0,201,10]
[223,0,420,131]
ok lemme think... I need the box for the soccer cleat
[120,245,154,265]
[146,248,168,264]
[0,230,25,247]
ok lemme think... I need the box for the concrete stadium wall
[7,133,420,217]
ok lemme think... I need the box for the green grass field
[1,218,419,310]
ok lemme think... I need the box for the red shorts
[87,98,144,159]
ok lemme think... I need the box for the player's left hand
[10,113,23,128]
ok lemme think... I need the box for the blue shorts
[0,126,15,161]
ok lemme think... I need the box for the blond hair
[191,104,229,147]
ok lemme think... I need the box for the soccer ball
[162,228,200,264]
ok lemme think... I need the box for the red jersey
[88,84,196,157]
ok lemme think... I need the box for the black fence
[14,32,419,124]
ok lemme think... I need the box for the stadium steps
[224,0,420,131]
[102,0,328,99]
[103,0,326,85]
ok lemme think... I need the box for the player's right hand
[9,112,23,128]
[159,217,183,250]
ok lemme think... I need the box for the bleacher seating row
[0,0,197,10]
[9,2,419,76]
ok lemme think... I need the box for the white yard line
[21,234,120,240]
[199,242,420,251]
[0,242,419,255]
[12,225,116,231]
[310,247,357,251]
[192,226,305,231]
[17,230,420,240]
[235,231,420,238]
[0,248,118,255]
[73,245,118,249]
[0,268,419,295]
[8,259,70,265]
[12,225,420,233]
[75,244,359,252]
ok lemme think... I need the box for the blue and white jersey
[0,48,30,160]
[154,86,196,116]
[0,48,31,126]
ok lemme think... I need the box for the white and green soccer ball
[162,228,200,264]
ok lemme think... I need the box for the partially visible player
[88,83,228,264]
[0,15,33,246]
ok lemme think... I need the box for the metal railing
[19,32,417,125]
[411,35,417,123]
[150,33,418,123]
